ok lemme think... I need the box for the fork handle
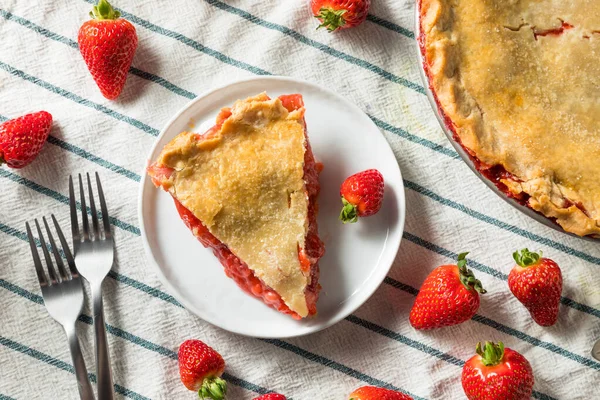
[65,325,96,400]
[92,282,116,400]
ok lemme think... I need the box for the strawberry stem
[199,377,227,400]
[89,0,121,20]
[457,252,487,293]
[513,248,542,268]
[315,7,347,32]
[339,197,358,223]
[476,341,505,367]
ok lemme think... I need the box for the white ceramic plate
[138,76,405,338]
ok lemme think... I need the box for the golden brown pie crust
[154,94,312,316]
[420,0,600,236]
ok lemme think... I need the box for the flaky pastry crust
[420,0,600,236]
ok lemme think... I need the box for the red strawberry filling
[148,94,324,319]
[533,20,573,40]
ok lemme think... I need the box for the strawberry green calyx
[513,248,542,268]
[199,377,227,400]
[315,7,347,32]
[476,341,505,367]
[89,0,121,20]
[339,197,358,223]
[457,252,487,294]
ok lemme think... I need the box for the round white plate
[139,76,405,338]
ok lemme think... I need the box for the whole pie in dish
[419,0,600,237]
[147,93,325,319]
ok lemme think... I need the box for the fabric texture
[0,1,598,399]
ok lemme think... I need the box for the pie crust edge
[419,0,600,237]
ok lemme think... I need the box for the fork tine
[95,172,112,240]
[35,219,59,285]
[43,216,70,281]
[86,173,100,240]
[69,175,81,244]
[78,174,90,241]
[51,214,79,278]
[26,222,48,288]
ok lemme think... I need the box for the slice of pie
[147,93,325,319]
[419,0,600,237]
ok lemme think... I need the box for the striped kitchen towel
[1,0,598,398]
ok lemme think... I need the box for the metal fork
[26,216,96,400]
[70,173,115,400]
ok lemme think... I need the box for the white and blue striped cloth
[1,1,598,399]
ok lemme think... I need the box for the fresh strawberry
[508,248,562,326]
[253,394,287,400]
[0,111,52,169]
[311,0,371,32]
[409,252,486,330]
[178,339,227,399]
[339,169,384,223]
[78,0,138,100]
[462,341,534,400]
[348,386,413,400]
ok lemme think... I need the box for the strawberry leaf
[340,197,358,223]
[315,7,347,32]
[199,377,227,400]
[513,248,542,268]
[476,341,505,367]
[457,252,487,293]
[457,252,469,269]
[90,0,121,20]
